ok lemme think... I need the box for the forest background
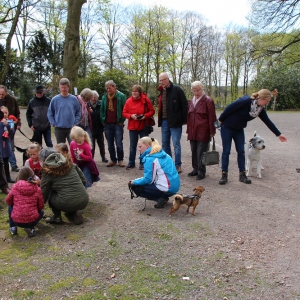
[0,0,300,110]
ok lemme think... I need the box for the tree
[63,0,87,91]
[0,0,24,84]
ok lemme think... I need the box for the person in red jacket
[186,81,216,180]
[5,166,44,237]
[122,85,155,170]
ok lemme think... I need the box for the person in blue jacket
[218,89,287,185]
[129,137,180,209]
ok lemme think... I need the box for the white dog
[246,132,265,178]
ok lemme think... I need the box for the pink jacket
[5,181,44,224]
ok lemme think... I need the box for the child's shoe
[24,228,36,238]
[9,226,17,235]
[46,216,63,224]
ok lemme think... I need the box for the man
[157,72,188,173]
[47,78,81,144]
[0,85,21,172]
[100,80,126,167]
[26,85,53,147]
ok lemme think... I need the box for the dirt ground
[0,109,300,300]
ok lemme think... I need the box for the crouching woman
[129,137,180,209]
[41,152,89,225]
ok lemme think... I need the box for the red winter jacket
[122,93,155,131]
[186,94,217,142]
[5,180,44,224]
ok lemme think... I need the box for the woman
[218,89,287,185]
[40,152,89,225]
[122,85,155,170]
[77,88,93,142]
[89,90,108,162]
[129,137,180,209]
[186,81,216,180]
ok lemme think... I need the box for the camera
[136,114,144,120]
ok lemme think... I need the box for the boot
[239,171,251,184]
[4,163,15,183]
[219,171,228,185]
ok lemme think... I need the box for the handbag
[201,137,219,166]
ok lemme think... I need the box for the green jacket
[100,90,126,124]
[41,153,89,213]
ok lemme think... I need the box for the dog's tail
[174,194,184,202]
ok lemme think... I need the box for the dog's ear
[249,137,255,144]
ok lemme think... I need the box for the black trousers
[0,152,8,189]
[190,140,210,175]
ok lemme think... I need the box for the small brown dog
[169,186,205,216]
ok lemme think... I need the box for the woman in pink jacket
[6,166,44,237]
[122,85,155,170]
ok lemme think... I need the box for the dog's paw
[257,174,262,179]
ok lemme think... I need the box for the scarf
[107,93,116,112]
[77,95,89,126]
[249,100,263,118]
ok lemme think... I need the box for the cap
[35,85,44,91]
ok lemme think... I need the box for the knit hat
[39,147,57,161]
[44,153,66,167]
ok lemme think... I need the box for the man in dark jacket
[0,85,21,172]
[26,85,53,147]
[157,72,188,174]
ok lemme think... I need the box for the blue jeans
[161,119,182,166]
[8,205,44,228]
[32,127,53,147]
[220,125,245,173]
[128,129,147,166]
[132,184,174,201]
[104,124,124,162]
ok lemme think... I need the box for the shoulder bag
[201,137,219,166]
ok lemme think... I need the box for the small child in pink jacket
[5,166,44,237]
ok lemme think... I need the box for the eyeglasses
[192,89,201,93]
[159,78,168,82]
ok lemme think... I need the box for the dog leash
[17,128,34,142]
[128,183,147,211]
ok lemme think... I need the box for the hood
[42,153,73,177]
[139,145,165,160]
[13,180,40,196]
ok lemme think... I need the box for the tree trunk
[63,0,86,92]
[0,0,24,84]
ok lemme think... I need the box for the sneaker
[188,170,197,177]
[107,161,116,167]
[126,164,135,170]
[196,173,205,180]
[219,171,228,185]
[118,161,125,167]
[46,216,63,224]
[239,171,251,184]
[154,197,169,209]
[24,228,36,238]
[11,166,20,172]
[9,226,17,235]
[7,178,15,183]
[176,166,182,174]
[1,187,10,194]
[102,157,108,163]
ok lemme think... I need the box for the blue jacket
[47,94,81,128]
[133,146,180,194]
[219,95,281,136]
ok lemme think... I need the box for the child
[55,143,69,157]
[0,106,17,129]
[0,108,14,183]
[5,166,44,237]
[25,143,43,185]
[69,126,100,187]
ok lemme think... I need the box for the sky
[121,0,251,29]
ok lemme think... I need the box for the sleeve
[5,189,14,206]
[69,142,76,162]
[259,109,281,136]
[74,98,82,125]
[133,157,154,186]
[36,188,45,210]
[74,164,87,186]
[207,98,217,136]
[78,143,93,161]
[13,98,21,126]
[119,93,127,124]
[25,159,30,167]
[26,102,33,127]
[47,100,56,126]
[40,175,52,203]
[122,99,131,119]
[144,97,155,119]
[100,95,106,124]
